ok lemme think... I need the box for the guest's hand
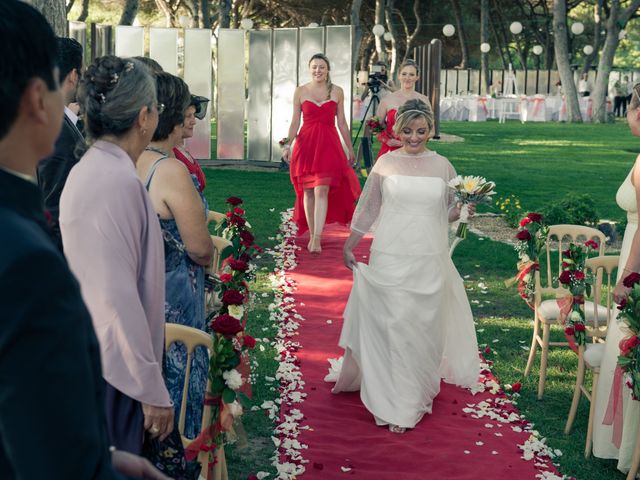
[343,248,357,270]
[614,281,630,304]
[387,138,404,147]
[111,450,171,480]
[142,403,174,441]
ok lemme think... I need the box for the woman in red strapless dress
[376,59,432,159]
[282,53,361,254]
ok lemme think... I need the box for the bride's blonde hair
[393,99,434,135]
[309,53,332,100]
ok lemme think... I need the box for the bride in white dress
[592,83,640,473]
[325,99,480,433]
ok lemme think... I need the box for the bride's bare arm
[343,231,364,270]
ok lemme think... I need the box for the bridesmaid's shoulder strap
[143,155,169,191]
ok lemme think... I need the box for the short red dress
[376,109,400,159]
[290,100,361,234]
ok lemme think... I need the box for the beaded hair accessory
[95,61,135,104]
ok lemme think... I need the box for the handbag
[142,428,200,480]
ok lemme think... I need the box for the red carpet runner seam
[269,211,569,480]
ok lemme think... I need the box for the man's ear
[21,78,48,125]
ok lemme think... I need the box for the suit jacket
[37,113,83,251]
[0,169,122,479]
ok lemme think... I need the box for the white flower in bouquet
[448,175,497,238]
[223,368,244,390]
[228,304,244,319]
[569,310,582,323]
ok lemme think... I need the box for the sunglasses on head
[190,95,209,120]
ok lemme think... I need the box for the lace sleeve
[351,170,383,234]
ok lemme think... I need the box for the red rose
[247,475,259,480]
[222,289,244,305]
[585,240,599,250]
[233,207,245,216]
[527,212,543,223]
[515,230,531,241]
[484,345,492,354]
[228,215,246,227]
[562,249,571,259]
[618,298,628,310]
[219,273,233,283]
[574,323,586,332]
[239,252,251,263]
[210,314,243,337]
[229,259,249,272]
[623,272,640,288]
[574,271,585,281]
[240,231,255,245]
[511,382,522,393]
[226,196,243,206]
[243,334,256,349]
[562,262,569,268]
[519,217,532,227]
[620,336,640,355]
[564,326,575,336]
[558,270,572,285]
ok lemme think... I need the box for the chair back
[537,225,606,300]
[210,235,232,274]
[165,323,213,442]
[207,210,225,226]
[585,255,619,333]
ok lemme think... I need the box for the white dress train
[592,168,640,472]
[325,150,480,429]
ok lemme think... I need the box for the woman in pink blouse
[60,56,173,454]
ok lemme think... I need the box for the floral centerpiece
[557,240,599,348]
[512,212,548,308]
[188,196,260,477]
[447,175,496,238]
[615,272,640,400]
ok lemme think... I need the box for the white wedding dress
[592,167,639,472]
[325,150,480,429]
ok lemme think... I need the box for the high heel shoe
[308,235,322,254]
[388,424,406,434]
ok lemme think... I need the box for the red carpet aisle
[277,222,567,480]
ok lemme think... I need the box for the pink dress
[290,100,361,234]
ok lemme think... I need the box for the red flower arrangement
[558,241,599,347]
[615,272,640,400]
[366,116,384,135]
[511,212,548,308]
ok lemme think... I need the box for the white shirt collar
[64,105,79,125]
[0,165,36,184]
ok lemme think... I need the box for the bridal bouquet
[448,175,496,238]
[366,116,384,135]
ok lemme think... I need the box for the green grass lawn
[203,120,634,479]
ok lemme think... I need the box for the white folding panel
[149,28,179,75]
[115,26,144,57]
[247,30,273,162]
[184,28,212,160]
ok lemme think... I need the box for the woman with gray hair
[60,55,174,454]
[326,99,479,433]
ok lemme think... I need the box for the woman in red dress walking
[282,53,361,254]
[375,59,431,159]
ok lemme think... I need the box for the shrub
[495,194,523,228]
[541,192,599,226]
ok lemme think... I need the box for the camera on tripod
[367,64,387,94]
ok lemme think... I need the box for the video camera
[367,64,388,94]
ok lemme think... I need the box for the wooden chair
[563,255,618,457]
[205,235,233,316]
[165,323,228,480]
[207,210,225,226]
[524,224,606,399]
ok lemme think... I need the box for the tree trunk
[450,0,469,68]
[219,0,231,28]
[374,0,387,63]
[119,0,139,25]
[201,0,211,28]
[351,0,364,72]
[155,0,173,27]
[480,0,490,93]
[592,0,640,122]
[32,0,67,37]
[66,0,76,14]
[553,0,582,122]
[77,0,90,22]
[582,0,603,74]
[385,1,400,78]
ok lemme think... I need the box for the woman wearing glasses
[60,56,174,454]
[136,73,214,441]
[592,83,640,473]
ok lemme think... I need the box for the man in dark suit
[0,2,167,479]
[37,37,85,251]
